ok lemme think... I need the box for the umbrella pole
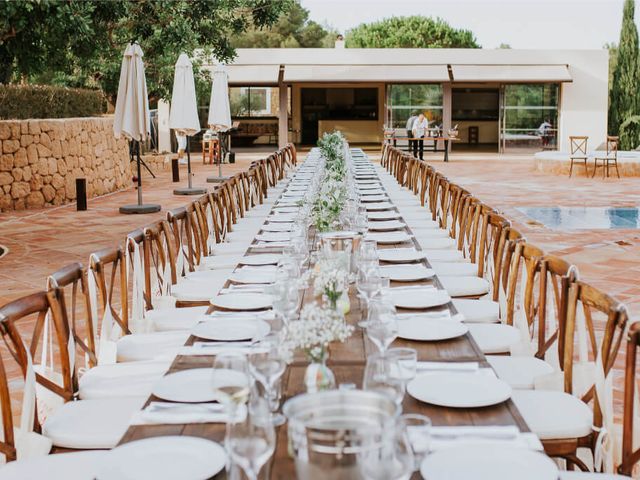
[136,140,143,206]
[119,139,161,214]
[173,135,206,195]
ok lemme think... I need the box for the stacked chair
[380,143,636,476]
[0,144,297,474]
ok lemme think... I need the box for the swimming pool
[517,207,640,230]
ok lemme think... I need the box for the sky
[300,0,633,49]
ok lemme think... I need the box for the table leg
[444,140,449,162]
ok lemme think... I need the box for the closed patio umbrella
[207,64,232,182]
[114,42,160,214]
[170,53,206,195]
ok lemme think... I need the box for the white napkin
[130,402,246,425]
[416,362,479,372]
[252,241,291,248]
[179,343,269,356]
[428,426,543,452]
[207,311,274,321]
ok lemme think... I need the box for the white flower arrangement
[313,256,350,306]
[281,302,354,363]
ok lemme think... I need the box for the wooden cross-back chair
[593,135,620,179]
[47,263,97,370]
[166,207,195,276]
[569,136,589,178]
[265,153,279,187]
[618,321,640,476]
[0,292,75,431]
[543,280,629,469]
[126,229,153,311]
[89,246,130,337]
[380,142,390,168]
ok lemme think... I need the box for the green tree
[0,0,292,103]
[345,16,480,49]
[232,1,334,48]
[609,0,640,145]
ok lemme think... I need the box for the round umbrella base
[173,187,207,195]
[119,204,161,215]
[206,175,231,183]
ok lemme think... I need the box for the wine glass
[211,353,250,422]
[356,268,383,328]
[358,419,414,480]
[363,353,405,407]
[227,398,276,480]
[249,334,287,426]
[366,305,399,354]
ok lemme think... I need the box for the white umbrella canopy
[113,43,150,142]
[208,64,232,132]
[169,53,200,136]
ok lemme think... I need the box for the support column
[158,99,171,153]
[278,83,288,149]
[442,82,452,153]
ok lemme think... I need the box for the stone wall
[0,117,130,211]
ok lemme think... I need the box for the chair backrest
[570,136,588,156]
[619,321,640,475]
[48,263,97,369]
[89,246,130,336]
[606,135,619,157]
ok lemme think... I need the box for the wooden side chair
[593,136,620,179]
[569,136,589,177]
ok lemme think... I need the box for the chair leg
[569,159,573,177]
[615,161,620,179]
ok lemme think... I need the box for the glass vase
[304,350,336,394]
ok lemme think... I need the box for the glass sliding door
[388,84,443,129]
[500,83,559,153]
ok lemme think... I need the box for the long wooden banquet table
[118,148,531,479]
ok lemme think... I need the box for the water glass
[356,268,383,328]
[358,419,414,480]
[385,348,418,382]
[211,353,250,421]
[399,414,431,472]
[363,353,405,407]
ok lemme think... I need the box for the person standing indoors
[405,111,418,153]
[412,113,429,160]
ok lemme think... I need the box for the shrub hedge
[0,84,107,120]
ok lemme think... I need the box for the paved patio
[1,148,639,424]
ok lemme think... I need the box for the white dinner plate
[152,368,220,403]
[272,206,299,213]
[192,318,270,342]
[0,451,107,480]
[367,220,406,232]
[397,317,468,341]
[261,223,293,232]
[230,269,276,284]
[378,248,426,263]
[239,254,281,266]
[367,210,401,220]
[268,214,297,223]
[357,185,382,191]
[361,195,388,203]
[210,293,273,311]
[365,231,413,244]
[380,264,434,281]
[255,232,291,242]
[390,288,451,309]
[97,436,227,480]
[420,446,558,480]
[408,372,512,408]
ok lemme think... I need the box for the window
[230,87,276,117]
[501,84,559,151]
[388,85,443,129]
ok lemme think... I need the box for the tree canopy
[0,0,292,103]
[232,2,335,48]
[345,16,480,49]
[609,0,640,147]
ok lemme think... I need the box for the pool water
[517,207,640,230]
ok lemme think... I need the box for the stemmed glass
[249,334,287,426]
[363,353,405,407]
[366,303,399,354]
[227,397,276,480]
[356,268,383,328]
[358,419,414,480]
[211,353,251,422]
